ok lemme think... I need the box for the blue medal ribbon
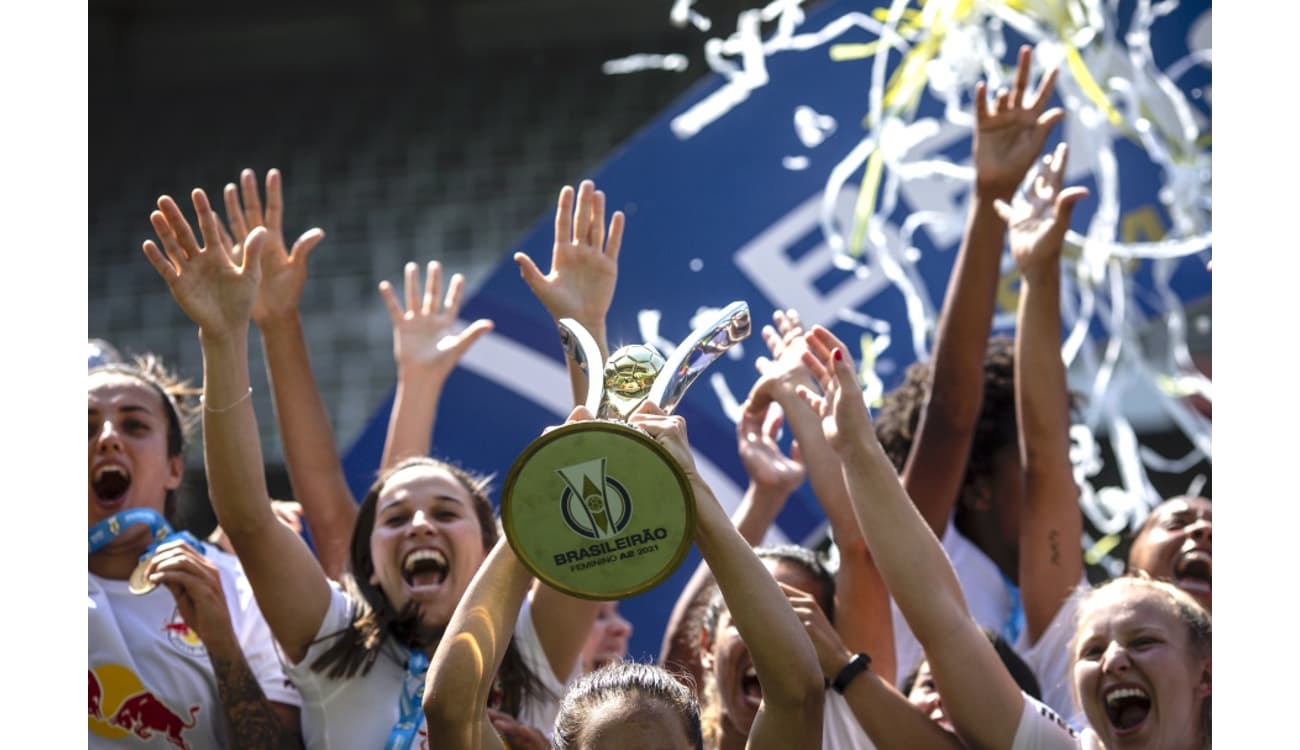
[999,571,1025,645]
[88,508,206,560]
[384,650,430,750]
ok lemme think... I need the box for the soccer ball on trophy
[601,344,666,417]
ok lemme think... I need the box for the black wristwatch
[831,652,872,694]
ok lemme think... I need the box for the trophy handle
[648,301,751,415]
[557,318,605,415]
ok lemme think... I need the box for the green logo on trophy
[501,301,751,600]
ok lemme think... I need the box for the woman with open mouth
[793,319,1212,750]
[89,355,302,747]
[140,172,622,747]
[422,402,826,749]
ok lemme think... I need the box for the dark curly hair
[873,336,1018,508]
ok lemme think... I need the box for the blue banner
[344,0,1211,662]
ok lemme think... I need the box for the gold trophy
[501,301,751,599]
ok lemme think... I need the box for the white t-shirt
[892,523,1017,684]
[89,548,301,749]
[1015,575,1091,728]
[1011,693,1101,750]
[823,690,876,750]
[285,582,567,749]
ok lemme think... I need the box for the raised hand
[997,143,1089,280]
[973,45,1064,200]
[751,308,819,403]
[795,326,873,457]
[143,191,266,338]
[379,260,494,381]
[222,168,325,325]
[143,540,238,649]
[628,401,700,482]
[514,179,624,330]
[780,582,851,680]
[737,399,805,495]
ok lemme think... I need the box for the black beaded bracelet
[831,652,872,694]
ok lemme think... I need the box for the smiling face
[367,464,491,630]
[87,372,184,532]
[906,660,955,733]
[582,601,633,674]
[703,557,829,740]
[1072,582,1211,750]
[1127,497,1212,611]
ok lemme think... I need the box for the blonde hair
[1070,574,1211,748]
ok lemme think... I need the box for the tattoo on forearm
[211,651,300,749]
[1048,529,1061,566]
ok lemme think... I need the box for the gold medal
[128,556,157,595]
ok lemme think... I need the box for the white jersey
[88,548,301,749]
[1015,574,1091,728]
[285,581,567,749]
[1012,693,1102,750]
[892,522,1018,683]
[823,690,876,750]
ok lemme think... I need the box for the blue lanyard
[999,572,1025,645]
[88,508,205,559]
[384,650,430,750]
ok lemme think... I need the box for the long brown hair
[308,457,548,716]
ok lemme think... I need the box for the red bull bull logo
[164,609,208,657]
[89,664,199,749]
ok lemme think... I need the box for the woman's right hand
[143,189,266,339]
[379,260,494,381]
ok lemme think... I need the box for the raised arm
[221,168,355,580]
[904,45,1064,536]
[797,327,1026,750]
[378,260,494,470]
[423,535,527,750]
[781,583,963,750]
[633,402,823,750]
[658,397,804,689]
[143,191,332,664]
[1000,144,1087,642]
[423,405,595,750]
[747,310,896,682]
[514,179,624,405]
[513,180,626,683]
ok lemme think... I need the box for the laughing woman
[140,185,600,747]
[423,403,826,750]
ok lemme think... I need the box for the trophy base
[501,420,696,600]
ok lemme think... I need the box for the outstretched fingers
[223,183,249,243]
[573,180,595,249]
[1010,45,1032,109]
[422,261,443,316]
[605,210,625,262]
[553,184,575,250]
[156,195,201,259]
[588,189,606,249]
[403,262,421,315]
[141,239,177,282]
[190,189,228,259]
[444,272,466,317]
[239,168,264,229]
[264,168,284,235]
[378,280,405,324]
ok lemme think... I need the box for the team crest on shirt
[163,609,208,657]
